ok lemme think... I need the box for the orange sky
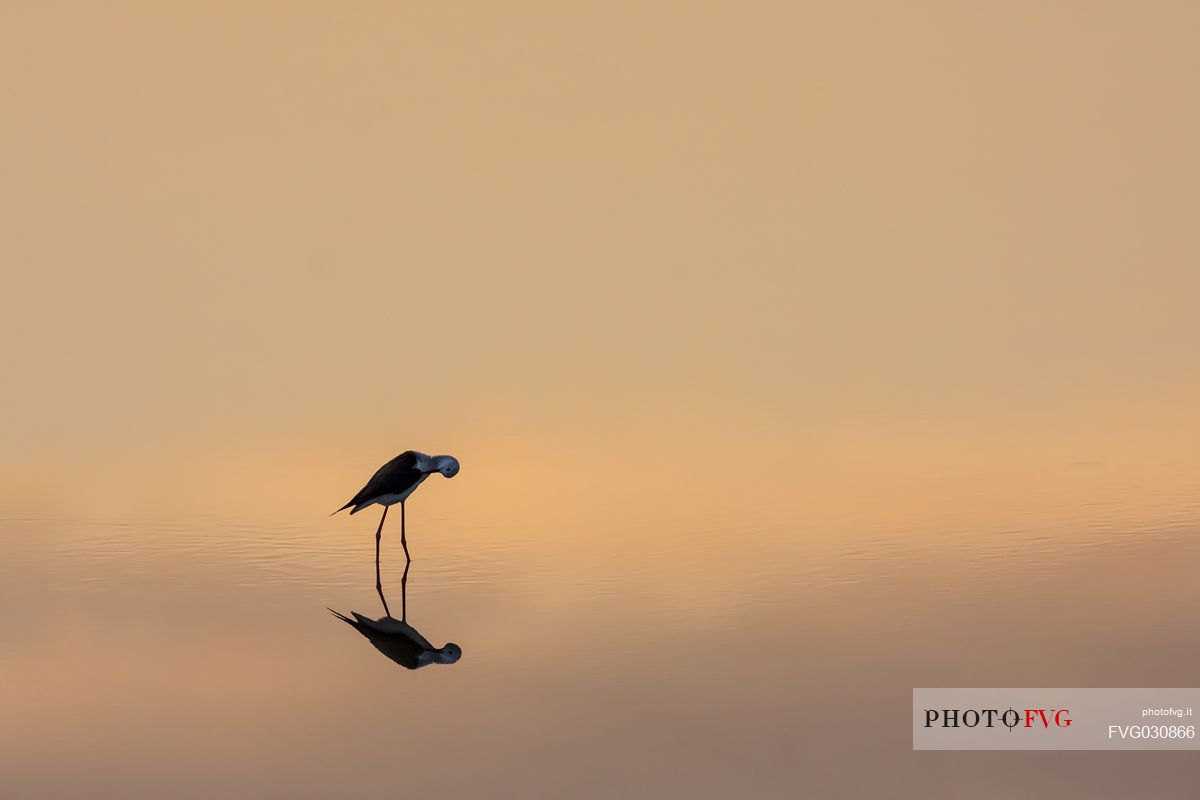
[1,1,1197,529]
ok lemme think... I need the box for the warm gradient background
[2,3,1199,798]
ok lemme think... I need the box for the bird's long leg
[401,500,410,562]
[375,506,390,617]
[400,557,410,622]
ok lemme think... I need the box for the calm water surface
[4,450,1200,799]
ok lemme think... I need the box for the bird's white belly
[375,474,429,507]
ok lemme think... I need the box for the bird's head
[431,455,460,478]
[436,643,462,664]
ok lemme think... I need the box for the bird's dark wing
[361,629,426,669]
[335,450,423,514]
[328,610,425,669]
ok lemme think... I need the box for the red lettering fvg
[1024,709,1072,728]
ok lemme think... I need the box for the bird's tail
[328,608,356,625]
[330,500,355,516]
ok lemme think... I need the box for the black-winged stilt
[329,559,462,670]
[333,450,460,604]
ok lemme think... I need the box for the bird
[329,609,462,670]
[329,558,462,670]
[333,450,460,597]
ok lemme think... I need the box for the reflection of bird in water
[329,561,462,670]
[333,451,460,593]
[330,611,462,670]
